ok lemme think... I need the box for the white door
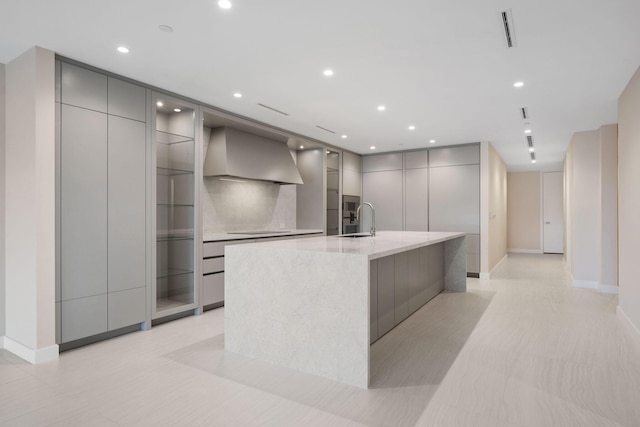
[543,172,564,253]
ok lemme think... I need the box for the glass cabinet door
[153,95,197,317]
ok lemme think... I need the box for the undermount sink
[338,233,373,238]
[228,230,291,235]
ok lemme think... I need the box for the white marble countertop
[203,229,323,242]
[235,230,466,260]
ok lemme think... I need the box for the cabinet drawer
[203,257,224,274]
[203,272,224,306]
[203,239,256,257]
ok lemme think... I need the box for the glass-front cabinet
[153,94,198,318]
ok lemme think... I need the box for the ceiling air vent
[257,103,289,116]
[501,9,517,48]
[521,107,528,120]
[316,125,336,134]
[530,152,536,161]
[527,135,533,146]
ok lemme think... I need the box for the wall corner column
[3,46,58,363]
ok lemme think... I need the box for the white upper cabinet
[362,152,403,172]
[108,77,146,122]
[429,145,480,167]
[60,62,107,112]
[404,150,429,169]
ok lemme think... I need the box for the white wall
[507,172,542,252]
[3,47,57,362]
[0,62,6,338]
[599,124,618,290]
[480,142,508,276]
[487,143,507,271]
[567,130,600,285]
[618,65,640,334]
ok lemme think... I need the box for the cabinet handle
[545,221,551,224]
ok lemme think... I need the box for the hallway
[1,254,639,426]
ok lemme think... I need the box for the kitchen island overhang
[224,231,466,389]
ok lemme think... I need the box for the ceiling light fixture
[531,159,537,164]
[233,92,242,98]
[408,125,416,130]
[429,139,436,143]
[370,146,376,150]
[513,81,524,88]
[300,145,304,149]
[156,101,163,107]
[524,129,532,134]
[158,25,173,33]
[529,147,534,152]
[341,134,347,139]
[218,0,232,9]
[377,105,386,111]
[117,46,129,53]
[174,108,181,112]
[323,69,334,77]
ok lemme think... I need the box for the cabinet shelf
[157,267,193,279]
[157,167,194,176]
[156,130,194,145]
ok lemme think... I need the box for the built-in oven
[342,195,360,234]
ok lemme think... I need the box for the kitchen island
[224,231,466,388]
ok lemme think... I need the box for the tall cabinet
[153,96,199,319]
[57,62,147,345]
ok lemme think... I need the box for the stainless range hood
[203,127,303,185]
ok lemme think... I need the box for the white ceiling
[2,0,640,171]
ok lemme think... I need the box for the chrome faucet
[356,202,376,236]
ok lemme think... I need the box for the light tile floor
[2,254,640,426]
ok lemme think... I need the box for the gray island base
[224,231,466,389]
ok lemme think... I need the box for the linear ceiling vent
[521,107,528,120]
[316,125,336,134]
[257,103,289,116]
[530,152,536,161]
[527,135,533,146]
[502,9,517,48]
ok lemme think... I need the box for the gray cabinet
[362,152,403,172]
[343,151,362,197]
[108,77,146,121]
[58,63,147,345]
[429,164,480,234]
[377,255,395,337]
[405,168,428,231]
[61,104,108,301]
[108,116,146,293]
[362,170,403,231]
[394,251,409,324]
[429,145,480,167]
[407,248,423,313]
[60,63,107,112]
[370,260,378,344]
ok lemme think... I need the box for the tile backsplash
[202,178,297,233]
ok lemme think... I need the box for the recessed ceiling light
[218,0,232,9]
[513,81,524,88]
[326,150,331,154]
[300,145,304,149]
[156,101,163,107]
[370,146,376,150]
[529,147,534,152]
[429,139,436,143]
[377,105,386,111]
[158,25,173,33]
[408,125,416,130]
[531,159,537,164]
[341,134,347,139]
[233,92,242,98]
[174,108,181,112]
[323,69,334,77]
[524,129,532,134]
[117,46,129,54]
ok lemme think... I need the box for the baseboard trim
[478,253,508,281]
[598,284,619,294]
[2,337,59,364]
[617,306,640,342]
[573,280,598,289]
[507,248,543,254]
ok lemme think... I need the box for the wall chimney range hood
[203,127,303,185]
